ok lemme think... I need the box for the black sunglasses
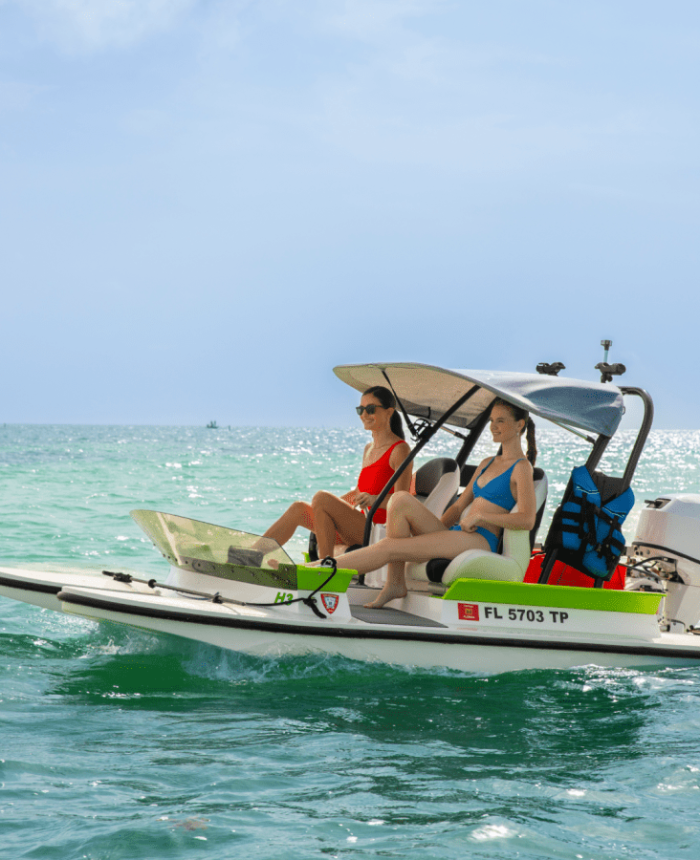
[356,404,386,415]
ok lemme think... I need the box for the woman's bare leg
[311,491,367,558]
[343,530,486,575]
[365,492,448,608]
[379,496,415,607]
[262,500,314,547]
[342,493,491,607]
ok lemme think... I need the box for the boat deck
[350,605,447,627]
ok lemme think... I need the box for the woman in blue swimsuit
[335,399,538,609]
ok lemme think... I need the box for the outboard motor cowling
[630,494,700,633]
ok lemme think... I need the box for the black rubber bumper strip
[0,575,60,595]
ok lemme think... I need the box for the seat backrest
[529,467,548,550]
[490,470,548,570]
[414,458,460,517]
[483,467,548,554]
[414,458,458,499]
[459,463,477,489]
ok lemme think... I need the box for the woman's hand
[354,492,377,509]
[459,510,483,533]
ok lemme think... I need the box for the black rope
[246,557,339,618]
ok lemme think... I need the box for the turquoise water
[2,424,700,859]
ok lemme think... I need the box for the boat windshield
[130,510,294,573]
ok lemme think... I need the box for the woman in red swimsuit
[261,386,412,559]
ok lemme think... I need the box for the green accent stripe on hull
[442,579,662,615]
[296,567,354,593]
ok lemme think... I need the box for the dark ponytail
[524,417,537,466]
[492,398,537,466]
[363,386,405,440]
[390,411,405,439]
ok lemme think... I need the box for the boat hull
[4,564,700,674]
[55,582,700,674]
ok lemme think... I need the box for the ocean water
[2,424,700,860]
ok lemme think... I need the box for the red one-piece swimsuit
[356,441,405,524]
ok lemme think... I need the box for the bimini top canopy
[334,363,625,438]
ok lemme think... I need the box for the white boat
[2,361,700,674]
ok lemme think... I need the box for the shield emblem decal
[321,593,339,614]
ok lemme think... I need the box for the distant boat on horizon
[206,420,218,429]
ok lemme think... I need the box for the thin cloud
[14,0,198,51]
[320,0,444,40]
[0,79,48,112]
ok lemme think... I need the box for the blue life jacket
[560,465,634,579]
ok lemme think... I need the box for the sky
[1,0,698,428]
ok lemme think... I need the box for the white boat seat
[406,469,548,587]
[362,458,460,587]
[414,457,461,516]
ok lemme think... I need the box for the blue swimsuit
[452,457,524,552]
[472,457,523,509]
